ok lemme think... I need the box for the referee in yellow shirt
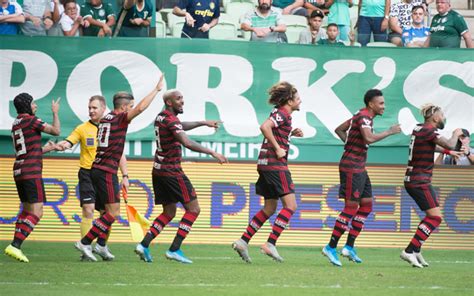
[58,96,129,261]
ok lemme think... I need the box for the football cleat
[414,252,429,267]
[341,245,362,263]
[165,249,193,264]
[93,244,115,261]
[322,245,342,267]
[400,250,423,268]
[232,239,252,263]
[135,244,153,263]
[74,241,97,262]
[260,242,284,262]
[4,245,29,263]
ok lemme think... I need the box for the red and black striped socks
[267,208,294,245]
[346,200,372,247]
[169,211,199,252]
[241,210,270,243]
[12,211,40,249]
[141,213,173,248]
[405,216,442,253]
[329,203,358,248]
[81,212,115,245]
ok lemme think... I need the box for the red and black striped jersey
[257,107,292,171]
[339,108,373,173]
[152,110,185,176]
[404,123,440,186]
[11,114,46,181]
[92,111,129,174]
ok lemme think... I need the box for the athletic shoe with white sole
[341,245,362,263]
[414,252,429,267]
[260,242,284,262]
[400,250,423,268]
[135,243,153,263]
[165,249,192,264]
[322,244,342,267]
[94,244,115,261]
[74,241,97,262]
[232,239,252,263]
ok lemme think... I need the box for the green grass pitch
[0,242,472,296]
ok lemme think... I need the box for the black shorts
[339,170,372,201]
[90,168,120,211]
[153,174,197,205]
[404,183,439,211]
[255,170,295,199]
[78,168,96,207]
[15,178,46,204]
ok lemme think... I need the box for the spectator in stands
[436,129,474,165]
[326,0,352,42]
[298,9,326,44]
[356,0,390,46]
[21,0,54,36]
[81,0,116,37]
[241,0,286,43]
[304,0,328,15]
[117,0,153,37]
[317,22,354,45]
[0,0,25,35]
[388,0,422,46]
[48,0,64,35]
[425,0,473,48]
[60,0,82,36]
[401,5,429,47]
[173,0,220,39]
[272,0,307,17]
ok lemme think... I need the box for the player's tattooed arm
[174,132,228,163]
[181,120,222,131]
[434,137,464,160]
[335,119,350,143]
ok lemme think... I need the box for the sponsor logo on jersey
[195,9,214,17]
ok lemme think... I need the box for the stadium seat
[209,22,239,40]
[366,41,397,47]
[155,19,167,38]
[226,2,255,25]
[159,8,173,25]
[167,12,186,37]
[344,40,362,47]
[281,14,307,27]
[285,24,307,44]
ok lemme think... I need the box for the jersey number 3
[12,129,26,156]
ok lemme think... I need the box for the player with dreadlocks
[232,81,304,263]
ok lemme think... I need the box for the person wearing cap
[241,0,287,43]
[436,128,474,165]
[298,9,327,44]
[5,93,61,263]
[326,0,353,42]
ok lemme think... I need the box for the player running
[401,104,462,268]
[322,89,401,267]
[134,89,227,264]
[5,93,61,263]
[74,74,164,261]
[232,81,304,263]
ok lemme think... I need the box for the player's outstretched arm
[127,74,164,122]
[361,124,401,145]
[181,120,222,131]
[260,119,285,159]
[43,98,61,136]
[434,137,464,160]
[335,119,350,143]
[174,132,228,164]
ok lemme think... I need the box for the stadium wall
[0,157,472,250]
[1,36,472,164]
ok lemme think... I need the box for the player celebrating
[401,104,462,268]
[74,75,164,261]
[232,81,303,263]
[57,96,128,261]
[322,89,401,267]
[5,93,61,263]
[134,89,227,264]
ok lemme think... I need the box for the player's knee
[286,203,297,212]
[188,206,200,216]
[82,207,94,219]
[343,203,359,216]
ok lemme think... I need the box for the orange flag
[122,187,150,242]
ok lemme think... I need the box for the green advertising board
[1,36,472,163]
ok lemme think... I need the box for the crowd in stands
[0,0,472,47]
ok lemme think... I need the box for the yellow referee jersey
[65,120,98,169]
